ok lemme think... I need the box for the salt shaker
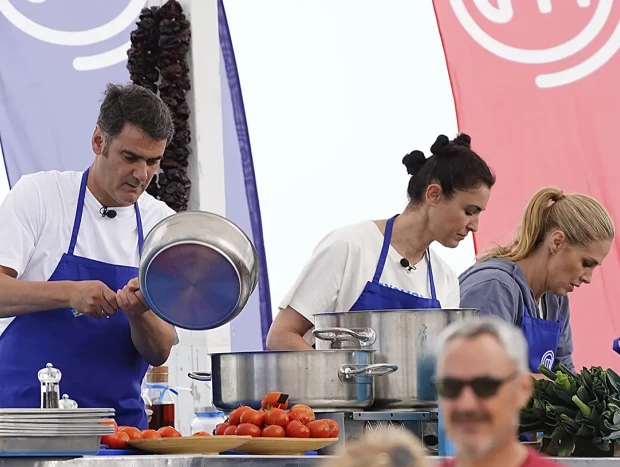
[59,394,78,409]
[38,363,62,409]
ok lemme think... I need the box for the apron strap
[69,168,145,257]
[135,203,144,257]
[426,250,438,302]
[68,170,89,256]
[372,215,398,283]
[523,291,542,319]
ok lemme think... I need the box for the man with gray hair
[0,83,177,428]
[436,317,563,466]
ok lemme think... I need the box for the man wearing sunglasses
[436,317,563,466]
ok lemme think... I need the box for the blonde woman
[459,186,614,373]
[320,429,429,467]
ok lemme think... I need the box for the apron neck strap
[68,170,89,255]
[372,215,398,283]
[427,251,437,301]
[372,215,438,302]
[68,168,144,256]
[135,202,144,256]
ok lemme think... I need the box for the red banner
[433,0,620,370]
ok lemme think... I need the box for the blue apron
[522,299,561,373]
[347,215,456,454]
[349,215,441,311]
[0,169,149,428]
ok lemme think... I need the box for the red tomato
[263,408,289,428]
[157,426,182,438]
[323,419,340,438]
[118,426,142,440]
[223,425,238,435]
[308,420,336,438]
[288,408,315,424]
[290,404,312,412]
[228,406,252,425]
[101,419,118,434]
[239,409,265,427]
[235,423,262,437]
[262,425,286,438]
[286,420,311,438]
[214,423,231,436]
[192,431,211,436]
[101,432,130,449]
[140,429,161,439]
[261,392,289,410]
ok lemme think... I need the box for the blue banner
[0,0,146,185]
[219,0,273,351]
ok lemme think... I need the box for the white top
[0,170,176,336]
[279,220,460,342]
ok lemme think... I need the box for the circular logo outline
[540,350,555,370]
[449,0,620,88]
[0,0,146,71]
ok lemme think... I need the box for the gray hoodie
[459,257,574,371]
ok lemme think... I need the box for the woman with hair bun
[460,187,615,373]
[267,133,496,350]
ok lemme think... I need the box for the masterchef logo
[448,0,620,88]
[0,0,145,71]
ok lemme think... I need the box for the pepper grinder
[38,363,62,409]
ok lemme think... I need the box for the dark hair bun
[402,150,427,175]
[430,134,450,155]
[452,133,472,148]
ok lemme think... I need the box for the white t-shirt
[279,220,460,341]
[0,170,176,336]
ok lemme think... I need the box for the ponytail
[479,186,612,262]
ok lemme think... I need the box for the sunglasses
[434,372,518,399]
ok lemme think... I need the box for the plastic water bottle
[191,408,226,435]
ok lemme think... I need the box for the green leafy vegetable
[521,365,620,457]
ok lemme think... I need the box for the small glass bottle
[145,366,176,430]
[38,363,62,409]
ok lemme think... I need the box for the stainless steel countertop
[0,455,620,466]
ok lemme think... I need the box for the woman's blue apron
[348,215,454,454]
[349,215,441,311]
[522,299,561,373]
[0,169,149,428]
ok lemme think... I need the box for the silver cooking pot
[313,309,479,408]
[138,211,259,330]
[189,350,398,411]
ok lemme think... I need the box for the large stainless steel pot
[313,309,479,408]
[189,350,397,411]
[138,211,259,330]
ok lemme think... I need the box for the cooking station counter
[1,455,619,466]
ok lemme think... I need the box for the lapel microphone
[100,206,117,218]
[400,258,416,271]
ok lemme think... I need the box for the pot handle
[187,371,212,382]
[313,327,376,347]
[338,363,398,383]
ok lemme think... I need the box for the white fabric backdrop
[223,0,477,316]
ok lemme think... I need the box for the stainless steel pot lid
[141,242,241,330]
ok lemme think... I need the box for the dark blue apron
[0,169,149,428]
[522,299,561,373]
[349,215,441,311]
[347,215,456,454]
